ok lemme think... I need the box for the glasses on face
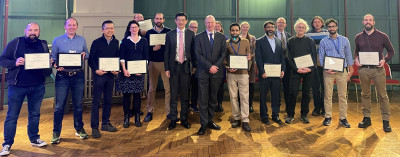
[265,26,275,29]
[130,26,139,29]
[327,25,337,29]
[190,26,198,29]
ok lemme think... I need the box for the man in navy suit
[164,12,195,130]
[256,21,286,125]
[195,15,227,135]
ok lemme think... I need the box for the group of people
[0,12,394,156]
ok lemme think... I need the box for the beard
[231,34,239,39]
[155,22,163,27]
[364,24,374,31]
[26,34,39,42]
[266,30,275,36]
[329,30,336,35]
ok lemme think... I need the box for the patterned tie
[281,32,286,49]
[209,33,214,47]
[179,30,184,63]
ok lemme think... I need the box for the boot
[123,114,130,128]
[383,120,392,132]
[135,114,142,127]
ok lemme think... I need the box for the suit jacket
[194,31,227,78]
[275,31,291,55]
[164,29,195,75]
[255,35,286,79]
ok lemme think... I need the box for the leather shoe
[261,118,271,125]
[181,120,191,129]
[143,113,153,122]
[312,109,320,116]
[249,106,254,113]
[242,122,251,132]
[197,126,207,135]
[168,121,176,130]
[231,120,241,128]
[208,122,221,130]
[322,117,332,126]
[271,117,282,124]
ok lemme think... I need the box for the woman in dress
[116,20,148,128]
[240,21,256,113]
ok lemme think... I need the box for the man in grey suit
[164,12,195,130]
[195,15,227,135]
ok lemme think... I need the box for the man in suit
[195,15,227,135]
[256,20,286,125]
[275,17,291,109]
[164,12,195,130]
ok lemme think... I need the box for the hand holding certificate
[138,19,153,31]
[264,64,281,77]
[57,53,82,68]
[229,55,248,70]
[24,53,50,70]
[99,57,120,71]
[324,56,344,72]
[149,34,166,46]
[127,60,147,74]
[294,54,314,68]
[359,52,379,65]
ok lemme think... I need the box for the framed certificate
[99,57,120,71]
[57,53,82,68]
[127,60,147,74]
[323,56,345,72]
[264,64,281,77]
[138,19,153,31]
[229,55,248,70]
[359,52,379,65]
[294,54,314,68]
[149,34,166,46]
[24,53,50,70]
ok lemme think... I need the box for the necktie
[209,33,214,47]
[281,32,286,49]
[179,30,184,63]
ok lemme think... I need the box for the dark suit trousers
[190,74,198,106]
[198,77,222,126]
[91,74,114,129]
[287,70,314,117]
[312,66,324,111]
[259,77,281,119]
[169,63,190,121]
[282,57,291,109]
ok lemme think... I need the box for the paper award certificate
[99,57,120,71]
[138,19,153,31]
[229,55,248,70]
[149,34,166,46]
[58,53,82,68]
[294,54,314,68]
[127,60,147,74]
[24,53,50,70]
[264,64,281,77]
[324,56,345,72]
[359,52,379,65]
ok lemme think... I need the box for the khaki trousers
[146,61,170,114]
[227,73,249,122]
[323,70,348,119]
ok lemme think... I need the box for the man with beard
[133,13,147,37]
[354,14,394,132]
[224,22,251,131]
[144,13,172,122]
[0,23,51,155]
[319,18,353,128]
[256,21,285,125]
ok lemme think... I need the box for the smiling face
[295,22,306,36]
[312,18,323,31]
[205,16,216,32]
[215,23,222,33]
[276,18,287,32]
[64,18,78,36]
[188,22,198,34]
[102,23,115,39]
[327,22,337,35]
[129,23,139,36]
[264,23,275,37]
[175,16,188,30]
[154,13,165,27]
[241,23,249,35]
[24,23,40,41]
[362,15,375,31]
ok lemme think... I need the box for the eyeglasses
[264,26,275,29]
[190,26,198,29]
[327,25,337,28]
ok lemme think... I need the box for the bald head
[205,15,216,32]
[24,22,40,41]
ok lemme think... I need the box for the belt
[59,69,83,76]
[361,65,379,69]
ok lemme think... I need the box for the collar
[102,34,114,41]
[327,34,340,40]
[64,33,76,39]
[152,25,164,31]
[363,27,377,35]
[206,30,215,35]
[177,27,185,33]
[127,35,141,43]
[230,37,241,44]
[277,30,285,34]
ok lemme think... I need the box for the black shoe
[181,120,191,129]
[140,111,144,116]
[271,117,282,124]
[231,120,241,128]
[321,110,326,116]
[189,104,199,113]
[242,122,251,132]
[143,113,153,122]
[215,104,221,112]
[101,123,117,132]
[322,117,332,126]
[261,118,271,125]
[339,119,351,128]
[123,114,130,128]
[312,109,320,116]
[219,103,224,112]
[208,122,221,130]
[92,129,101,138]
[249,106,254,113]
[135,114,142,127]
[197,126,207,135]
[358,117,371,128]
[285,117,294,124]
[168,121,177,130]
[383,120,392,132]
[300,116,310,124]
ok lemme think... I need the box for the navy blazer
[255,35,286,79]
[164,29,195,75]
[194,31,227,78]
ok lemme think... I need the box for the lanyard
[329,38,342,57]
[230,42,240,55]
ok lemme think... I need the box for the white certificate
[149,34,166,46]
[127,60,147,74]
[24,53,50,70]
[58,53,82,67]
[138,19,153,31]
[294,54,314,68]
[99,57,120,71]
[324,56,344,72]
[229,55,248,70]
[264,64,281,77]
[359,52,379,65]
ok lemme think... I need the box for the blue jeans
[53,71,85,133]
[3,83,45,146]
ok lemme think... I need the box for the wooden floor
[0,90,400,157]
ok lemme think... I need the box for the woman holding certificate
[116,20,149,128]
[285,18,317,124]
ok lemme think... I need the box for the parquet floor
[0,90,399,157]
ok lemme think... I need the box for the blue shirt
[319,34,353,67]
[266,35,276,53]
[51,34,89,61]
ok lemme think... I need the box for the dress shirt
[319,34,353,67]
[175,27,186,61]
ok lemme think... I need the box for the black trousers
[123,93,141,115]
[287,69,314,117]
[198,77,222,126]
[259,77,281,119]
[282,58,291,108]
[190,73,198,106]
[91,74,115,129]
[312,66,324,111]
[217,79,225,104]
[169,63,190,121]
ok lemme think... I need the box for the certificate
[57,53,82,68]
[149,34,166,46]
[359,52,379,65]
[99,57,120,71]
[229,55,248,70]
[127,60,147,74]
[24,53,50,70]
[324,56,345,72]
[264,64,281,77]
[294,54,314,68]
[138,19,153,31]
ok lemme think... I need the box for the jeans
[3,83,45,146]
[53,71,85,133]
[91,73,115,129]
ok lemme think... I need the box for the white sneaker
[0,145,10,156]
[31,139,48,147]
